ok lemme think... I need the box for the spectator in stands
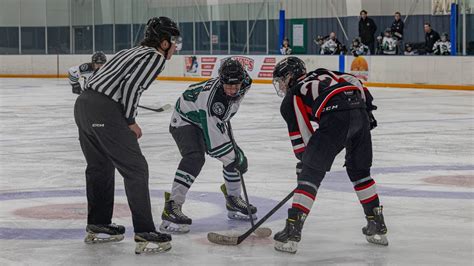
[320,32,344,55]
[424,22,440,54]
[350,37,370,56]
[359,10,377,54]
[404,43,417,55]
[433,32,452,55]
[381,28,398,55]
[314,35,325,54]
[280,38,292,55]
[391,11,404,54]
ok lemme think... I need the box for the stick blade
[207,232,239,245]
[253,227,272,238]
[159,103,172,112]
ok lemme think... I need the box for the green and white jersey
[171,75,252,166]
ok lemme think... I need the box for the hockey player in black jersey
[68,51,107,94]
[272,57,388,253]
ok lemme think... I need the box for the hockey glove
[71,83,82,95]
[296,161,303,178]
[233,146,248,174]
[368,111,377,130]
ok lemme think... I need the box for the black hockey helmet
[92,51,107,64]
[218,58,248,101]
[219,58,245,84]
[272,56,306,97]
[143,16,181,51]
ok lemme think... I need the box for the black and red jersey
[280,68,375,159]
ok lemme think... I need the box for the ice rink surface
[0,78,472,265]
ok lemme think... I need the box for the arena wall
[0,55,472,90]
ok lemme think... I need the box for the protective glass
[171,36,182,51]
[272,75,290,97]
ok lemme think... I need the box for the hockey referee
[74,17,181,254]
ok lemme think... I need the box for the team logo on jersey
[212,102,225,115]
[80,64,89,71]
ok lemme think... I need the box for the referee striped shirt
[85,46,166,125]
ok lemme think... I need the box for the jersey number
[183,85,203,102]
[216,122,226,134]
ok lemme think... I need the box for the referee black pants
[74,90,155,233]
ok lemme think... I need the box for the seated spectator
[404,43,417,55]
[320,32,344,55]
[280,38,292,55]
[381,28,398,55]
[433,32,451,55]
[350,37,370,56]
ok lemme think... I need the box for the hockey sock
[353,177,380,216]
[223,167,241,197]
[171,169,196,205]
[290,168,323,217]
[291,183,317,216]
[170,152,204,204]
[347,168,380,216]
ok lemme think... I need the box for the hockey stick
[208,190,294,245]
[221,122,271,238]
[138,103,172,113]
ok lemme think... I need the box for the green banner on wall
[290,19,307,54]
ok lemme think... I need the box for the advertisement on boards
[184,55,280,80]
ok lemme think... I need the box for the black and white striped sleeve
[120,52,165,125]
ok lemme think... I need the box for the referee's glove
[368,111,377,130]
[71,83,82,95]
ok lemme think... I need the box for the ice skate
[134,231,172,254]
[220,184,257,220]
[274,211,307,254]
[160,192,192,234]
[84,223,125,244]
[362,206,388,246]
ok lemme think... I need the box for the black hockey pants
[300,108,373,188]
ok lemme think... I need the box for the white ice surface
[0,78,473,265]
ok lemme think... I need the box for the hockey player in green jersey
[160,58,256,234]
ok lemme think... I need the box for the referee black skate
[74,16,181,254]
[271,57,388,253]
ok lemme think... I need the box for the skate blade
[253,227,272,238]
[84,233,124,244]
[159,221,190,234]
[366,234,389,246]
[274,240,298,254]
[135,241,172,254]
[227,211,257,221]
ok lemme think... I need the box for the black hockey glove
[71,83,82,95]
[368,111,377,130]
[233,146,248,174]
[296,161,303,177]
